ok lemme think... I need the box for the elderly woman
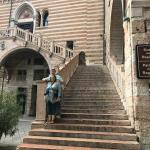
[44,74,62,123]
[43,67,63,122]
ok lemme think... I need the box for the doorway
[17,87,27,115]
[30,85,37,116]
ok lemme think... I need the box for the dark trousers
[46,101,56,115]
[56,101,61,116]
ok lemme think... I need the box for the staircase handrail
[0,27,74,59]
[36,53,80,121]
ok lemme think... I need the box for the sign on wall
[136,44,150,79]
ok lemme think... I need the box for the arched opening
[43,10,49,27]
[36,11,41,27]
[12,2,36,33]
[1,49,49,116]
[110,0,124,64]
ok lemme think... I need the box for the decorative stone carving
[19,9,33,19]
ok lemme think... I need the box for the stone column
[40,10,43,27]
[35,81,46,121]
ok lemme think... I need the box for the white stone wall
[105,0,150,149]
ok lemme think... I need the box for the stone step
[63,100,121,104]
[71,75,111,77]
[65,87,116,90]
[64,95,120,98]
[70,78,112,81]
[68,82,114,85]
[73,72,110,74]
[63,102,122,107]
[58,118,130,126]
[23,136,139,149]
[62,105,124,109]
[70,77,111,79]
[64,92,118,95]
[64,88,118,94]
[63,101,122,106]
[45,123,133,133]
[69,75,110,77]
[62,108,126,114]
[69,79,113,81]
[29,129,137,141]
[70,77,113,81]
[66,85,116,88]
[64,90,118,94]
[18,143,116,150]
[61,113,128,120]
[63,97,121,100]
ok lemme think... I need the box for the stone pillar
[35,81,46,121]
[40,10,43,27]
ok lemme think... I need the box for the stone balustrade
[35,53,79,122]
[0,27,74,59]
[106,56,125,100]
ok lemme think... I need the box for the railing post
[38,36,41,48]
[13,27,17,37]
[50,41,54,52]
[25,30,29,41]
[10,28,14,37]
[63,48,66,58]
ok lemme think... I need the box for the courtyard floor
[0,116,34,150]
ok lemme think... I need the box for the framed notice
[136,44,150,79]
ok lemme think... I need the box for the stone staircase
[18,65,140,150]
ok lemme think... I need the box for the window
[18,87,27,94]
[43,10,49,26]
[17,70,27,81]
[36,11,41,27]
[33,70,44,80]
[66,41,74,50]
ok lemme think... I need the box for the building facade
[0,0,150,149]
[0,0,104,116]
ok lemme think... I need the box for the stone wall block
[132,19,145,34]
[132,33,150,48]
[132,7,143,17]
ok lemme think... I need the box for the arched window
[12,2,36,33]
[43,10,49,27]
[36,11,41,27]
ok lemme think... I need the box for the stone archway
[110,0,124,64]
[0,48,50,116]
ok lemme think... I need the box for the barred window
[17,70,27,81]
[33,70,44,80]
